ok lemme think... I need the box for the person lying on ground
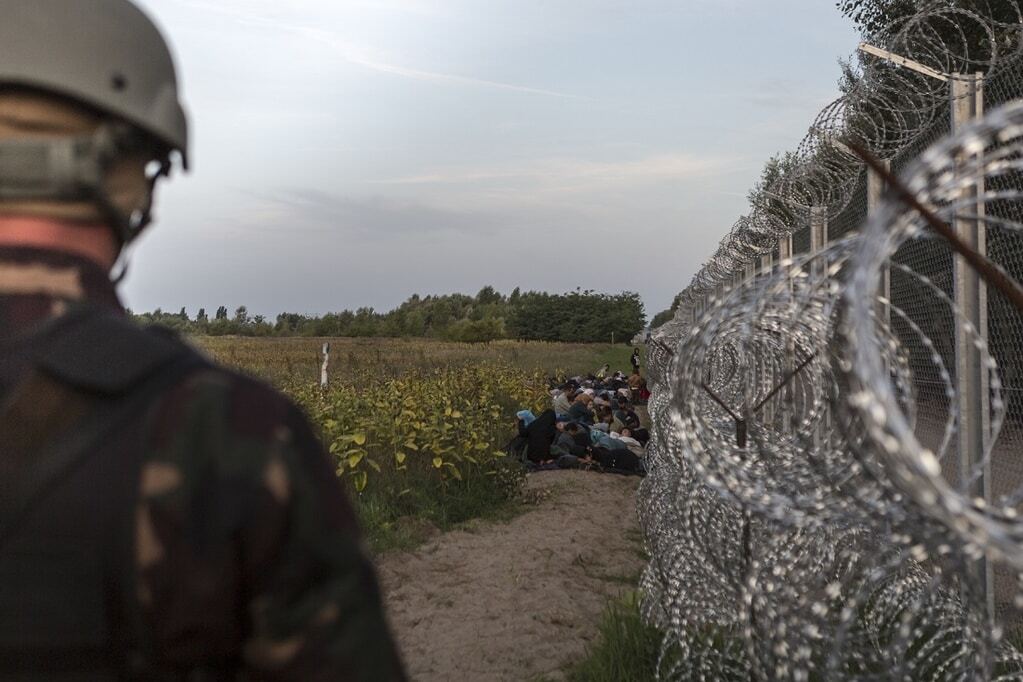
[555,421,589,456]
[607,372,630,392]
[610,429,645,457]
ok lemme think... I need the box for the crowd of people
[508,355,651,476]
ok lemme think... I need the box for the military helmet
[0,0,189,242]
[0,0,188,165]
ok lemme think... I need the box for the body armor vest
[0,306,207,680]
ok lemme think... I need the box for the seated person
[597,405,626,434]
[614,397,642,431]
[637,378,651,403]
[627,371,643,401]
[506,410,537,460]
[567,393,594,424]
[522,409,558,464]
[552,386,575,416]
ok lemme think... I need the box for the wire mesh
[643,2,1023,679]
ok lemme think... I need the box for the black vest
[0,307,206,681]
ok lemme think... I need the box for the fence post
[778,234,793,262]
[776,234,795,433]
[809,207,830,441]
[320,342,331,388]
[951,71,992,620]
[810,206,828,253]
[868,161,891,325]
[761,248,776,426]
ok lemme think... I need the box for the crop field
[196,336,636,386]
[193,336,640,550]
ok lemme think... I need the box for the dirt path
[377,470,645,681]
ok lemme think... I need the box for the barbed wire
[642,2,1023,679]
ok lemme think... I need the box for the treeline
[131,286,646,344]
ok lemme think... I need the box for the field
[196,336,637,386]
[192,336,642,550]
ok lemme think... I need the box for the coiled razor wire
[641,2,1023,680]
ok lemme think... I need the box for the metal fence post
[778,234,793,262]
[810,206,828,253]
[952,71,992,619]
[781,232,797,435]
[868,162,891,325]
[809,207,830,441]
[760,252,773,276]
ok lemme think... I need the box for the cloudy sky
[125,0,860,320]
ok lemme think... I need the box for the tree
[650,309,675,329]
[234,306,249,325]
[475,285,503,306]
[837,1,1018,53]
[215,306,228,321]
[836,0,918,37]
[196,308,208,323]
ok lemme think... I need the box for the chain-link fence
[641,2,1023,678]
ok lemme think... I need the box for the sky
[124,0,861,320]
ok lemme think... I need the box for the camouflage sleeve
[137,369,406,681]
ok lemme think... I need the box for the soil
[377,469,645,681]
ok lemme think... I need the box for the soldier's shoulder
[147,356,307,447]
[38,310,197,394]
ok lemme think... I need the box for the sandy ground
[377,469,645,682]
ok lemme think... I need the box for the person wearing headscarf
[523,409,558,464]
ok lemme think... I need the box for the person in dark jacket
[521,409,558,464]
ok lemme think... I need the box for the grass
[357,457,529,553]
[562,592,671,682]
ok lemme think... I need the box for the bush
[285,364,548,551]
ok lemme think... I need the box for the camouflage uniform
[0,247,407,680]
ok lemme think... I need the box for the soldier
[0,1,407,679]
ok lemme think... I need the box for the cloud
[377,153,744,191]
[336,48,581,98]
[228,189,513,238]
[174,0,579,98]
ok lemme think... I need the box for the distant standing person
[631,347,641,375]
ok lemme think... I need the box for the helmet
[0,0,188,166]
[0,0,189,242]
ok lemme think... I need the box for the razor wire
[640,2,1023,680]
